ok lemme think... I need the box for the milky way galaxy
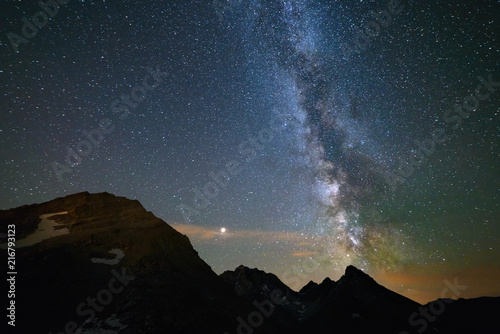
[225,0,409,271]
[1,0,499,303]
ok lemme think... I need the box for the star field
[1,0,499,303]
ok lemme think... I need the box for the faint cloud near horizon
[171,224,500,305]
[171,223,316,244]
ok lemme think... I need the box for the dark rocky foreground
[1,192,499,334]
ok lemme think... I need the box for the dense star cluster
[1,1,499,302]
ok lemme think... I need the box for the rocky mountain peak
[338,265,377,288]
[2,192,499,334]
[0,192,257,334]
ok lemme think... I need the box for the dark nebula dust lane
[1,0,499,301]
[222,0,406,269]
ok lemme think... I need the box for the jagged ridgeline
[1,192,499,334]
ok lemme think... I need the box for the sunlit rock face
[0,192,259,334]
[1,192,499,334]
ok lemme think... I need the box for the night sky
[1,0,499,303]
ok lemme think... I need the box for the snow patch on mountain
[0,211,69,249]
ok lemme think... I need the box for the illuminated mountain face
[1,0,499,310]
[3,192,499,334]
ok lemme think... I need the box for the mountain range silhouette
[1,192,499,333]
